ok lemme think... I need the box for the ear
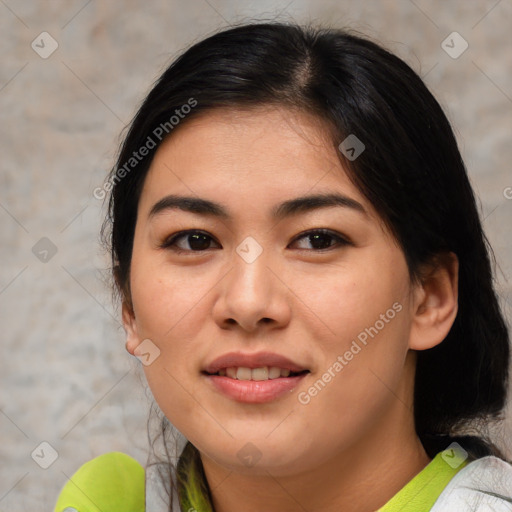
[122,301,141,355]
[408,252,459,351]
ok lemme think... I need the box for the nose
[212,242,291,333]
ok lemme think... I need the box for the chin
[195,430,319,477]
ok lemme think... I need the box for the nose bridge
[214,234,289,331]
[231,235,272,303]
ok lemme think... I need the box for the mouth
[202,352,310,403]
[203,366,310,381]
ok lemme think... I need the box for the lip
[203,351,308,374]
[204,373,309,403]
[202,351,310,404]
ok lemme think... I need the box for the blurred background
[1,0,511,509]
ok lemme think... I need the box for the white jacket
[431,456,512,511]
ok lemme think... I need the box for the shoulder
[54,451,145,512]
[431,455,512,511]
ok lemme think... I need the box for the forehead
[138,106,377,222]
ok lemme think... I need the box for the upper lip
[203,351,309,374]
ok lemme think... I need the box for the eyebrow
[148,192,367,221]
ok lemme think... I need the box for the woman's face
[123,106,421,476]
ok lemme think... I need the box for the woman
[55,22,512,512]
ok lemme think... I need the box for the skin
[122,106,458,512]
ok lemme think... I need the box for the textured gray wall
[1,1,511,510]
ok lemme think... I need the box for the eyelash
[159,229,351,254]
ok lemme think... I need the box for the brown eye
[290,229,351,251]
[161,230,220,253]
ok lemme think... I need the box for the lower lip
[204,373,308,403]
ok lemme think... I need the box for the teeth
[268,366,281,379]
[252,367,268,381]
[218,366,297,380]
[236,367,252,380]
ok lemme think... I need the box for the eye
[289,229,351,251]
[160,228,350,254]
[160,230,220,253]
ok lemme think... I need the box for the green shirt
[378,451,468,511]
[54,450,466,511]
[54,452,145,512]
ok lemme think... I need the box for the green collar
[54,450,469,512]
[378,450,468,511]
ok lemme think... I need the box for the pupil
[310,233,331,250]
[189,233,210,250]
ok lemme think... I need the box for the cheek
[292,254,411,415]
[292,252,408,350]
[129,250,213,341]
[128,255,213,415]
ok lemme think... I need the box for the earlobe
[122,301,140,355]
[408,252,459,351]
